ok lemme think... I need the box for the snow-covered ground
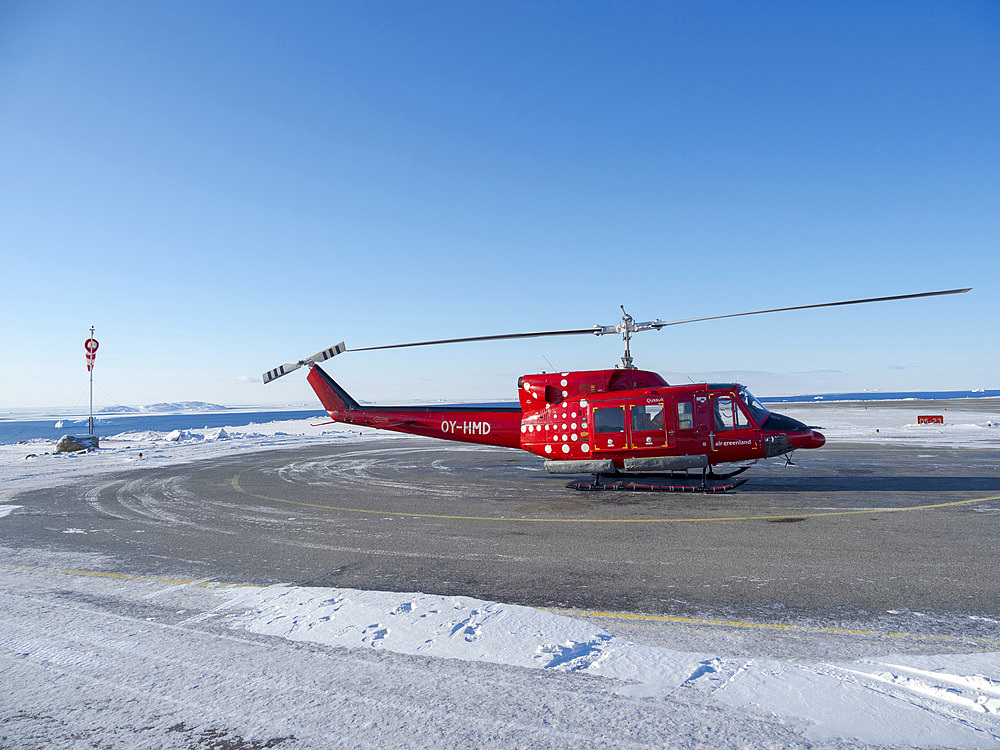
[1,417,389,496]
[3,558,1000,748]
[3,402,1000,747]
[777,400,1000,448]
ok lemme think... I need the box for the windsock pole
[88,326,94,435]
[84,326,99,435]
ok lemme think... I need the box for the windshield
[737,387,770,426]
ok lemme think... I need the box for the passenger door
[672,396,703,457]
[591,404,626,452]
[627,399,668,451]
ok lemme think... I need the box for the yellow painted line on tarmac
[1,562,258,588]
[231,473,1000,524]
[547,607,1000,646]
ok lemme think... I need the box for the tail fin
[306,364,360,416]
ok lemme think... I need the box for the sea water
[0,408,325,445]
[764,389,1000,403]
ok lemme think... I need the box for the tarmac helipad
[4,438,999,624]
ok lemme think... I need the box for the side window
[677,402,693,430]
[594,407,625,434]
[631,404,664,431]
[714,396,750,430]
[714,397,735,431]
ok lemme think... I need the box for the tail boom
[305,365,523,448]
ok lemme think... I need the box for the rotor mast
[618,306,637,369]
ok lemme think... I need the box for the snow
[219,584,1000,746]
[3,401,1000,746]
[132,401,230,412]
[3,563,1000,747]
[219,585,715,691]
[0,417,394,495]
[776,402,1000,448]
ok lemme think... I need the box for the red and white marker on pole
[85,335,99,371]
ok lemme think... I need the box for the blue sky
[1,1,997,409]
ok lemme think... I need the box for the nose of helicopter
[761,411,826,454]
[776,426,826,452]
[797,429,826,450]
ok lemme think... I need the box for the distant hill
[98,402,229,414]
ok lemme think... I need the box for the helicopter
[263,288,970,492]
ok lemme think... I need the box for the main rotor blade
[268,287,969,376]
[649,288,971,329]
[348,327,604,353]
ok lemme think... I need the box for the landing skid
[568,473,748,493]
[706,464,753,481]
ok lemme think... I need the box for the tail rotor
[262,342,346,383]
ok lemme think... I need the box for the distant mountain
[97,402,229,414]
[140,402,229,412]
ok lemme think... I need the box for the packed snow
[1,417,389,495]
[777,401,1000,448]
[3,559,1000,747]
[217,585,1000,746]
[3,401,1000,747]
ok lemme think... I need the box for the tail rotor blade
[262,362,302,384]
[309,342,346,363]
[262,342,347,384]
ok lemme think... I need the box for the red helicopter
[263,288,970,492]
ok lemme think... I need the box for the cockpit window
[737,387,770,425]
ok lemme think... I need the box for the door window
[631,404,664,431]
[594,407,625,434]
